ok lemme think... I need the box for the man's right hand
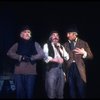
[21,55,31,62]
[50,58,64,64]
[57,58,64,64]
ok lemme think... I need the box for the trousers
[45,65,65,99]
[14,74,37,99]
[67,62,86,98]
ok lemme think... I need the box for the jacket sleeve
[84,42,93,59]
[7,43,22,61]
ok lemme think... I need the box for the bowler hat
[66,24,79,34]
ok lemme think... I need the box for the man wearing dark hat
[7,26,44,99]
[63,25,93,98]
[43,31,69,99]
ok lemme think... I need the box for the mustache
[53,38,59,40]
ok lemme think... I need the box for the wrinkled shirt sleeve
[43,43,53,63]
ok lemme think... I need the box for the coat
[64,38,93,83]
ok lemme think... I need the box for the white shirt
[43,42,69,63]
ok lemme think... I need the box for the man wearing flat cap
[43,30,69,99]
[63,24,93,98]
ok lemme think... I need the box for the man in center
[43,31,69,99]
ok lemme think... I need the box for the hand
[56,43,61,47]
[21,55,31,62]
[73,48,86,55]
[58,58,64,64]
[63,72,67,82]
[50,58,63,64]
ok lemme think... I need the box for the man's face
[50,32,59,44]
[66,32,77,41]
[20,29,31,40]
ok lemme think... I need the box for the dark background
[0,1,99,98]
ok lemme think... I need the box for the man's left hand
[73,48,86,55]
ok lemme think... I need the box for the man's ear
[29,33,32,38]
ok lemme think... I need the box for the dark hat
[49,30,59,36]
[66,24,79,34]
[20,25,31,32]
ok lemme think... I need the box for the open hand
[73,48,86,55]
